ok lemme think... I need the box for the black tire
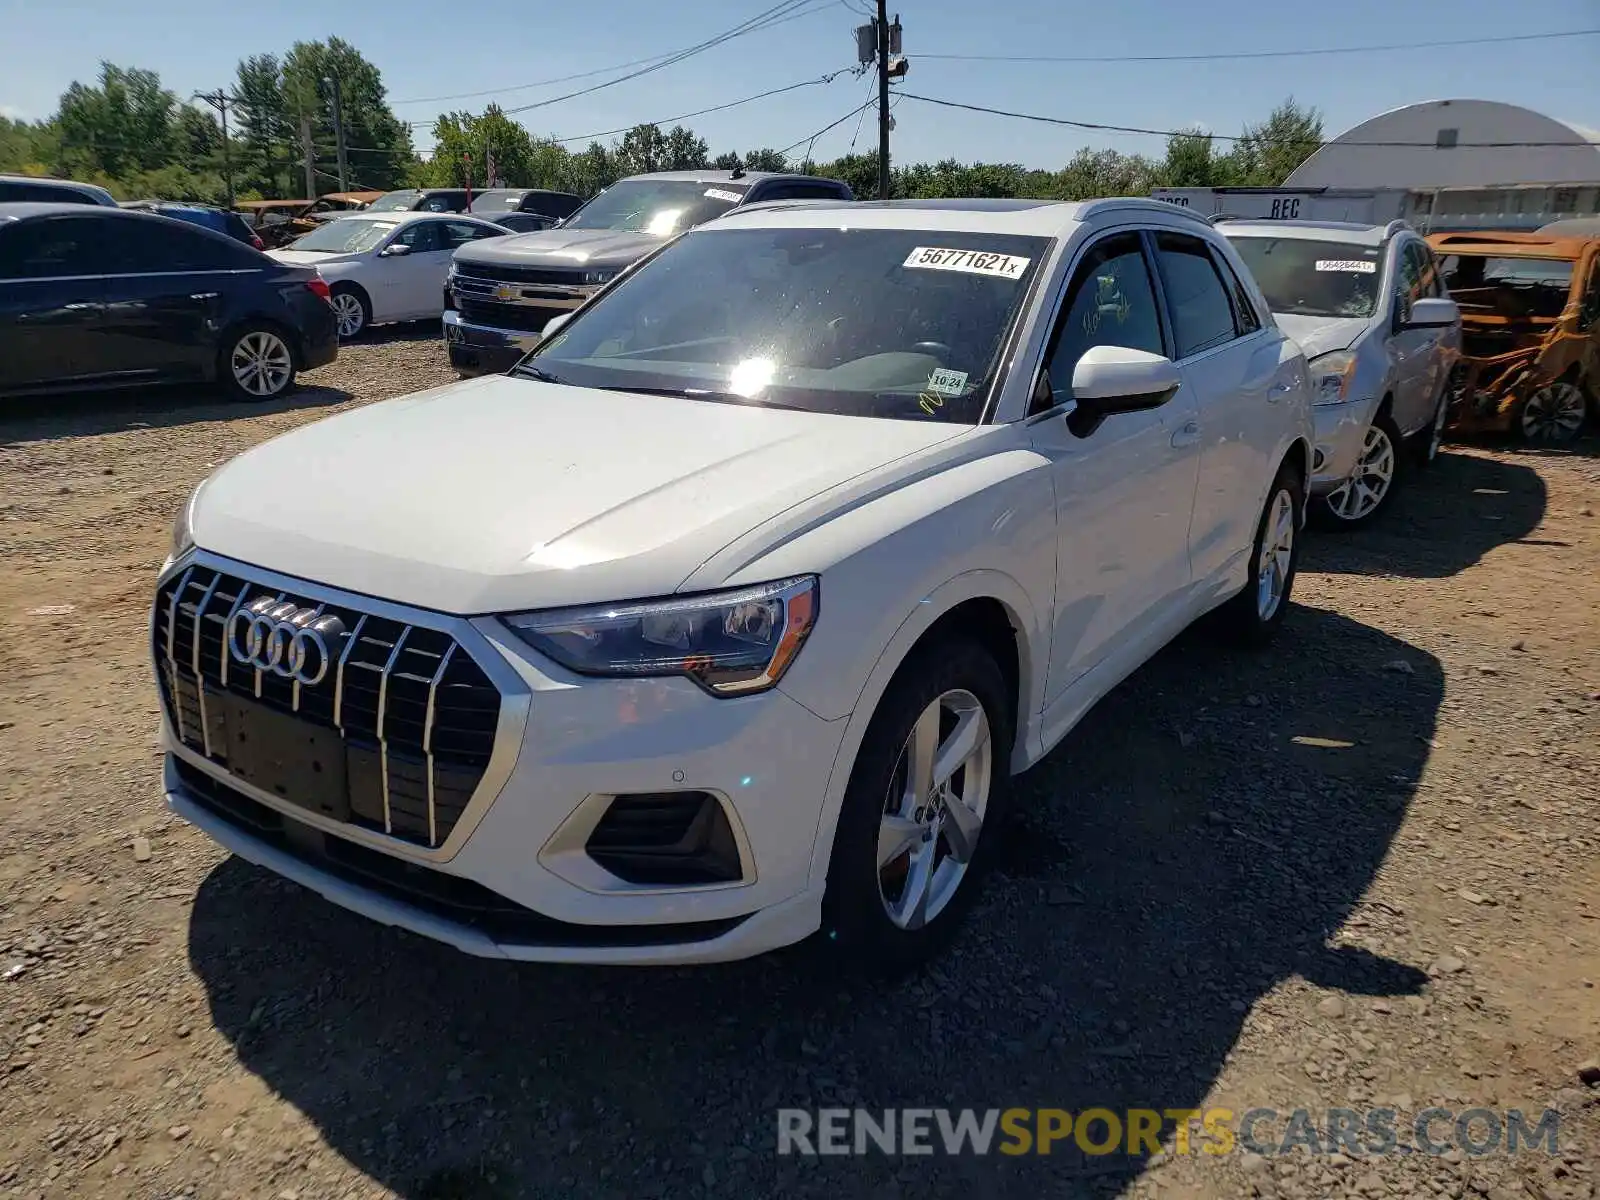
[818,637,1013,974]
[1514,377,1589,445]
[1217,461,1304,646]
[1312,412,1403,529]
[329,283,371,340]
[218,324,297,403]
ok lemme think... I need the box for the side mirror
[1066,345,1181,434]
[1403,297,1460,329]
[541,313,572,338]
[380,243,411,258]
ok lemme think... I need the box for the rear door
[0,214,108,392]
[97,216,252,381]
[1151,230,1285,583]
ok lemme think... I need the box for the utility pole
[325,75,349,193]
[194,89,235,209]
[875,0,890,200]
[299,111,316,200]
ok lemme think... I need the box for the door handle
[1171,420,1200,449]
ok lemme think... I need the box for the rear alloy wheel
[1217,461,1303,645]
[1317,417,1399,526]
[820,638,1011,972]
[329,285,369,339]
[223,328,295,402]
[1518,381,1587,444]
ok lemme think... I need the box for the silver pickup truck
[443,169,854,376]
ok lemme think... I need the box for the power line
[894,92,1600,148]
[391,0,832,110]
[914,26,1600,64]
[779,97,876,159]
[547,70,853,144]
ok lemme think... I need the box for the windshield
[1440,254,1575,319]
[517,226,1047,422]
[561,179,748,235]
[365,190,421,212]
[288,217,398,253]
[1229,237,1384,319]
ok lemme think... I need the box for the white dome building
[1286,99,1600,189]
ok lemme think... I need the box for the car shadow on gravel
[0,382,352,444]
[1307,448,1547,579]
[187,604,1439,1200]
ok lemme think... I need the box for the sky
[1,0,1597,172]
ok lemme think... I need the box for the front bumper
[158,557,849,963]
[442,309,539,377]
[1308,396,1378,493]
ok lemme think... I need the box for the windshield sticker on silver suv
[926,368,969,396]
[1315,259,1377,273]
[902,247,1031,278]
[704,188,743,203]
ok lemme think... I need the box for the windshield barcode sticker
[704,188,743,203]
[1315,259,1377,273]
[903,247,1031,278]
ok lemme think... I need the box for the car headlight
[503,576,818,696]
[1308,350,1357,407]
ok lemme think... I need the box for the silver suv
[1221,219,1461,526]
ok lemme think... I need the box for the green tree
[1163,127,1221,188]
[425,105,542,187]
[55,63,178,179]
[233,54,293,197]
[661,125,709,170]
[616,124,667,175]
[1051,147,1165,200]
[281,37,414,192]
[1227,97,1323,186]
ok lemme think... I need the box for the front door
[374,220,453,319]
[0,214,107,391]
[1028,229,1200,706]
[96,216,234,382]
[1387,239,1438,435]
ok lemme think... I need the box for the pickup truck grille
[456,297,565,332]
[454,262,586,287]
[154,564,502,850]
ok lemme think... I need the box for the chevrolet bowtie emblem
[493,283,518,301]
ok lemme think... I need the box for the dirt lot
[1,330,1597,1200]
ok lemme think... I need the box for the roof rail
[1080,196,1211,226]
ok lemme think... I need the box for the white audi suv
[155,197,1314,969]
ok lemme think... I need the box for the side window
[0,216,105,278]
[1153,232,1239,358]
[110,217,246,273]
[395,221,445,253]
[1211,246,1262,335]
[1581,261,1600,328]
[1037,232,1165,413]
[1394,242,1425,323]
[421,195,452,212]
[441,221,494,248]
[1414,243,1444,298]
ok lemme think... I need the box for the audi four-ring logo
[228,597,348,686]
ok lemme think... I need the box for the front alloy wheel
[228,330,294,401]
[1321,421,1396,524]
[1519,381,1587,444]
[330,290,367,339]
[876,689,993,930]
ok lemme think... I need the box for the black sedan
[0,203,337,402]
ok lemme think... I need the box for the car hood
[453,227,662,271]
[190,375,969,615]
[1273,314,1369,361]
[268,248,365,267]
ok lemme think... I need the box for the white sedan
[270,210,511,339]
[158,197,1314,969]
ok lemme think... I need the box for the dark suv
[444,169,854,376]
[468,188,584,233]
[363,188,474,214]
[0,174,117,207]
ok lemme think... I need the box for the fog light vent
[586,791,743,885]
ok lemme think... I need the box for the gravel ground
[0,329,1597,1200]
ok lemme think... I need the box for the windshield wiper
[600,384,807,412]
[510,363,566,384]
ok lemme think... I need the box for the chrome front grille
[153,564,502,849]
